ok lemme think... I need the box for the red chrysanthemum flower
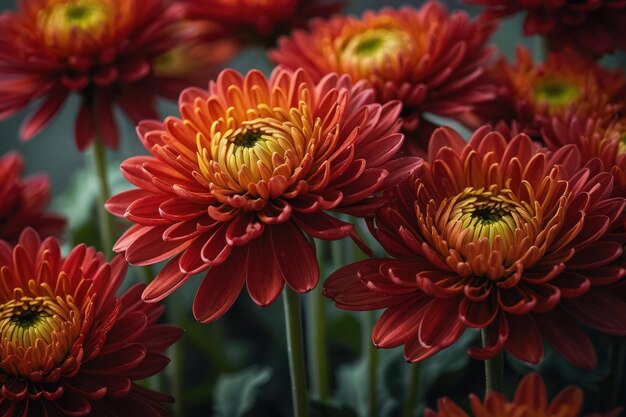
[466,0,626,57]
[182,0,345,46]
[0,0,236,151]
[0,151,65,244]
[106,67,420,323]
[426,373,621,417]
[543,114,626,198]
[270,2,496,132]
[0,228,182,417]
[324,126,626,369]
[464,47,626,138]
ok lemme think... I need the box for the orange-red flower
[106,67,420,323]
[0,229,182,417]
[270,2,496,132]
[0,0,235,150]
[0,152,65,244]
[543,114,626,198]
[427,373,620,417]
[466,0,626,57]
[324,126,626,369]
[464,47,626,137]
[182,0,344,46]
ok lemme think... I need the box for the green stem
[402,363,421,417]
[141,265,153,284]
[362,310,377,417]
[283,287,309,417]
[607,337,624,408]
[306,283,330,401]
[481,328,504,394]
[92,138,116,258]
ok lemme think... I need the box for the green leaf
[213,366,273,417]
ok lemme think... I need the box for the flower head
[182,0,345,46]
[466,0,626,57]
[324,126,626,369]
[0,229,181,416]
[427,373,619,417]
[0,152,65,244]
[543,114,626,198]
[106,67,419,323]
[465,48,626,137]
[270,2,496,131]
[0,0,235,150]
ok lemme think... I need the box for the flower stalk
[307,281,330,401]
[283,287,309,417]
[92,138,116,258]
[362,310,378,417]
[482,328,504,394]
[402,363,421,417]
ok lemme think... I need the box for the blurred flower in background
[325,127,626,369]
[426,373,621,417]
[0,151,65,244]
[0,229,182,416]
[466,0,626,57]
[105,67,420,323]
[463,47,626,138]
[0,0,235,150]
[543,114,626,198]
[270,1,496,142]
[182,0,345,47]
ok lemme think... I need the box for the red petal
[245,233,284,306]
[20,88,68,140]
[193,247,247,322]
[504,315,544,363]
[143,254,191,302]
[270,222,318,293]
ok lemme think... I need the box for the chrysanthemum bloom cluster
[0,229,181,417]
[183,0,345,46]
[270,2,496,133]
[324,126,626,369]
[0,152,65,244]
[466,0,626,57]
[427,373,620,417]
[464,47,626,137]
[543,114,626,198]
[0,0,234,150]
[106,67,420,323]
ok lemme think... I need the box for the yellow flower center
[341,28,409,65]
[533,78,580,110]
[0,282,84,377]
[619,132,626,154]
[37,0,113,49]
[195,97,321,199]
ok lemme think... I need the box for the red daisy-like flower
[464,47,626,138]
[427,373,621,417]
[0,151,65,244]
[182,0,345,46]
[466,0,626,57]
[106,67,420,323]
[543,114,626,198]
[270,2,496,133]
[0,228,182,417]
[324,126,626,369]
[0,0,236,151]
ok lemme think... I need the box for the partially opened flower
[543,114,626,198]
[270,2,496,132]
[426,373,620,417]
[324,126,626,369]
[464,47,626,137]
[0,0,235,150]
[0,228,182,416]
[182,0,345,46]
[106,67,420,323]
[0,151,65,244]
[466,0,626,57]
